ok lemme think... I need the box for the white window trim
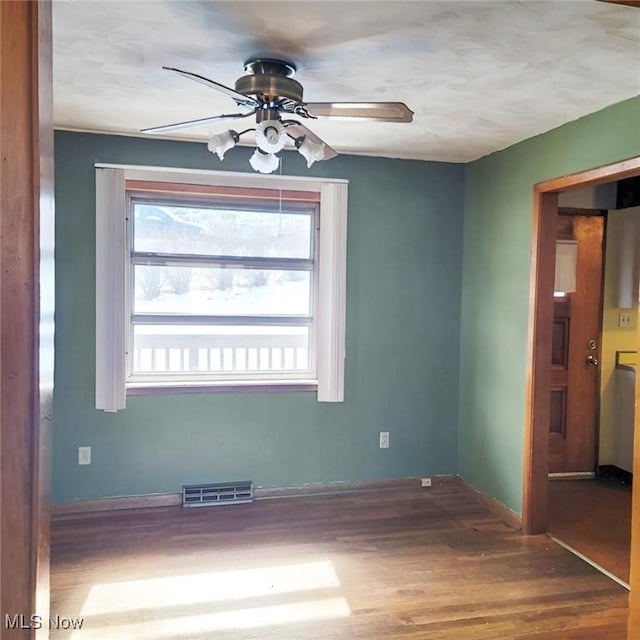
[95,165,347,411]
[95,168,127,412]
[317,183,348,402]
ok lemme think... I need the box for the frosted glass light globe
[249,149,280,174]
[255,120,286,153]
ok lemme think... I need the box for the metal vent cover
[182,481,253,508]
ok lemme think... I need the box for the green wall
[53,131,465,502]
[459,96,640,514]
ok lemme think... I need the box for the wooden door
[549,213,604,473]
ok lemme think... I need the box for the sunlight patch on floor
[79,560,341,616]
[70,597,351,639]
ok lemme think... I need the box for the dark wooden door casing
[0,2,54,637]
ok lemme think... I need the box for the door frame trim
[0,1,53,635]
[522,155,640,636]
[523,156,640,534]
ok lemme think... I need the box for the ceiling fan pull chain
[279,154,283,215]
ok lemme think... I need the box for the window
[95,166,347,410]
[554,240,577,297]
[129,189,317,384]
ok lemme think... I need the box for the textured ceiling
[53,1,640,162]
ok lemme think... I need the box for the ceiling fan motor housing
[235,58,304,103]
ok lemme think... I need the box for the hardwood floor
[548,478,632,584]
[50,480,628,639]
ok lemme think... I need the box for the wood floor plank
[548,478,631,583]
[50,480,628,639]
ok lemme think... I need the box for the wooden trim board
[535,157,640,193]
[125,179,321,203]
[50,476,522,534]
[51,493,182,516]
[0,3,53,637]
[51,476,457,517]
[597,1,640,8]
[523,189,558,534]
[255,476,454,500]
[456,476,522,530]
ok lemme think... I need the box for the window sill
[126,381,318,396]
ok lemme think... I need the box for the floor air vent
[182,481,254,508]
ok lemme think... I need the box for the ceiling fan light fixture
[146,60,413,172]
[295,135,326,168]
[255,120,287,153]
[207,129,239,160]
[249,148,280,174]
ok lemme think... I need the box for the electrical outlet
[78,446,91,465]
[421,477,432,488]
[379,431,390,449]
[618,312,632,328]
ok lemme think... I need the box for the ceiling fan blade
[284,122,338,160]
[162,66,259,109]
[141,110,256,135]
[305,102,414,123]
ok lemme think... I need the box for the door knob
[586,354,598,367]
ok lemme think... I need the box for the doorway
[544,199,634,585]
[547,198,638,586]
[522,157,640,638]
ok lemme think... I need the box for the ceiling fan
[141,58,414,173]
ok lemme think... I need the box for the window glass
[133,203,313,259]
[554,240,578,295]
[133,266,311,316]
